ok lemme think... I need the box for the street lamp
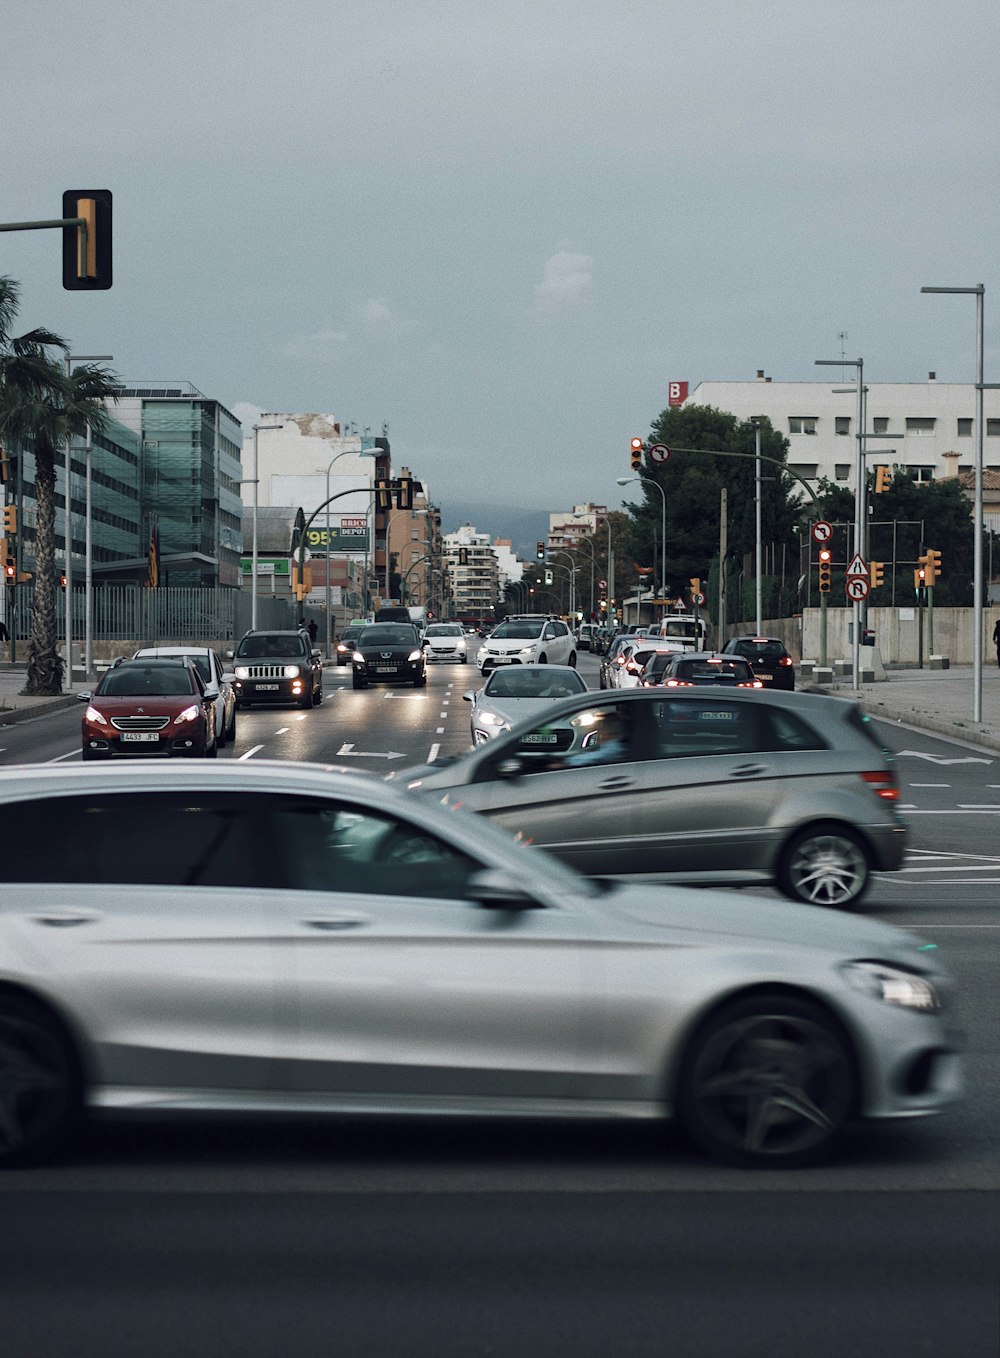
[617,475,666,619]
[250,424,282,631]
[921,285,988,723]
[64,353,113,688]
[324,442,377,657]
[816,357,865,688]
[384,506,428,599]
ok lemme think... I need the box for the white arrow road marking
[896,750,993,765]
[336,743,406,760]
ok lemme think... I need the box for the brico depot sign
[306,516,371,553]
[668,381,689,406]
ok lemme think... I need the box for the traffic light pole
[820,593,828,669]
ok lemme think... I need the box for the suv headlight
[842,961,940,1012]
[234,665,250,679]
[283,665,300,678]
[519,645,538,656]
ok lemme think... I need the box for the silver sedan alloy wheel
[779,828,870,908]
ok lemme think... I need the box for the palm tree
[0,276,119,695]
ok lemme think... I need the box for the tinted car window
[491,621,544,640]
[0,793,268,886]
[358,626,419,647]
[652,699,760,757]
[731,639,787,661]
[673,658,754,684]
[263,798,480,899]
[759,708,826,752]
[237,634,308,659]
[97,666,198,697]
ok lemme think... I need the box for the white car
[476,616,577,673]
[464,664,588,743]
[132,646,237,747]
[421,621,470,663]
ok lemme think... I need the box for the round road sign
[811,520,833,544]
[648,444,670,464]
[691,591,705,606]
[845,577,870,602]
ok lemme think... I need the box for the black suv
[232,630,323,708]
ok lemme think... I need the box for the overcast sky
[4,0,998,528]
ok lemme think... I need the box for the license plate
[256,683,280,690]
[120,731,159,743]
[491,655,512,664]
[376,665,398,673]
[522,732,558,744]
[755,672,773,681]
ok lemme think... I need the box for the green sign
[240,557,290,576]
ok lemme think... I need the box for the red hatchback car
[81,658,217,761]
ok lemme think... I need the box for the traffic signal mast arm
[666,446,819,507]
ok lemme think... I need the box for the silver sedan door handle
[730,763,768,778]
[31,910,100,927]
[301,913,369,931]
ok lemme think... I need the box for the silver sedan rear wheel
[0,998,81,1167]
[777,826,870,909]
[678,994,856,1167]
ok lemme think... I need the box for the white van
[654,614,708,653]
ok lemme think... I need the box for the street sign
[845,552,869,579]
[648,444,670,464]
[598,579,607,590]
[845,577,870,602]
[811,520,833,544]
[691,591,705,606]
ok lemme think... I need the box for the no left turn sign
[811,520,833,544]
[648,444,670,464]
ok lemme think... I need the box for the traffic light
[2,504,16,534]
[374,479,392,513]
[394,476,419,511]
[919,548,942,586]
[874,465,892,494]
[60,574,67,590]
[914,566,926,592]
[869,560,885,589]
[62,190,112,290]
[0,449,9,484]
[818,548,832,593]
[544,569,553,586]
[291,561,312,602]
[689,577,701,598]
[630,437,644,471]
[536,541,546,561]
[4,554,15,585]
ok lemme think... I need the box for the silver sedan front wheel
[777,826,870,909]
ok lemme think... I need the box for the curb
[856,698,1000,756]
[0,693,82,727]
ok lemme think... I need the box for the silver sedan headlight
[476,710,507,728]
[842,961,941,1013]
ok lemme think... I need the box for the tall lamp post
[617,475,666,618]
[921,285,988,723]
[323,443,377,657]
[815,357,864,688]
[250,424,281,631]
[64,353,113,689]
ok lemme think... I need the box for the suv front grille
[112,716,171,731]
[243,665,294,679]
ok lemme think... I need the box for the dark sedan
[352,623,427,688]
[722,635,796,690]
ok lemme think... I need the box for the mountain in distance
[440,499,550,560]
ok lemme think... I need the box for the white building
[242,414,377,523]
[493,538,523,591]
[690,375,1000,495]
[548,502,607,553]
[443,524,500,620]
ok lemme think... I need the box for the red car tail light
[778,656,793,667]
[860,770,900,801]
[737,680,764,688]
[664,679,694,687]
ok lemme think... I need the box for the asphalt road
[1,654,998,1356]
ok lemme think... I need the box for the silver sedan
[0,762,959,1169]
[464,664,588,743]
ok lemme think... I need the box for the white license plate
[120,731,159,743]
[522,732,558,744]
[491,655,512,664]
[755,672,773,681]
[256,683,280,690]
[376,665,398,673]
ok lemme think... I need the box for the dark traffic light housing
[62,190,112,290]
[630,437,644,471]
[536,541,546,561]
[818,548,832,593]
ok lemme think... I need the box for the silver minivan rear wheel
[777,825,870,909]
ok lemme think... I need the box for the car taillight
[625,661,640,672]
[778,656,793,667]
[860,770,900,801]
[664,679,694,687]
[737,681,764,688]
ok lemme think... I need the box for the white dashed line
[275,727,289,735]
[436,727,445,734]
[238,745,265,760]
[428,743,441,762]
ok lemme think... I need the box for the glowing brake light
[737,680,764,688]
[778,656,793,667]
[860,770,900,801]
[664,679,694,687]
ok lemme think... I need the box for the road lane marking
[898,865,1000,873]
[336,742,405,760]
[903,808,1000,814]
[436,727,445,733]
[275,727,289,735]
[908,783,950,788]
[896,750,993,765]
[46,749,80,763]
[428,743,441,762]
[239,744,265,760]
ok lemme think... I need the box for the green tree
[620,405,805,612]
[0,277,119,695]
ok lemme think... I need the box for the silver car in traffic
[0,762,957,1169]
[465,664,588,743]
[399,688,907,908]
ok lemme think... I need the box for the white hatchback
[476,617,577,673]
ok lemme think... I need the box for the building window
[957,418,973,437]
[905,418,935,435]
[987,419,1000,437]
[835,417,851,436]
[908,466,934,484]
[872,417,889,434]
[788,463,818,480]
[834,464,851,481]
[788,417,817,435]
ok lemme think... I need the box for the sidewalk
[3,659,1000,751]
